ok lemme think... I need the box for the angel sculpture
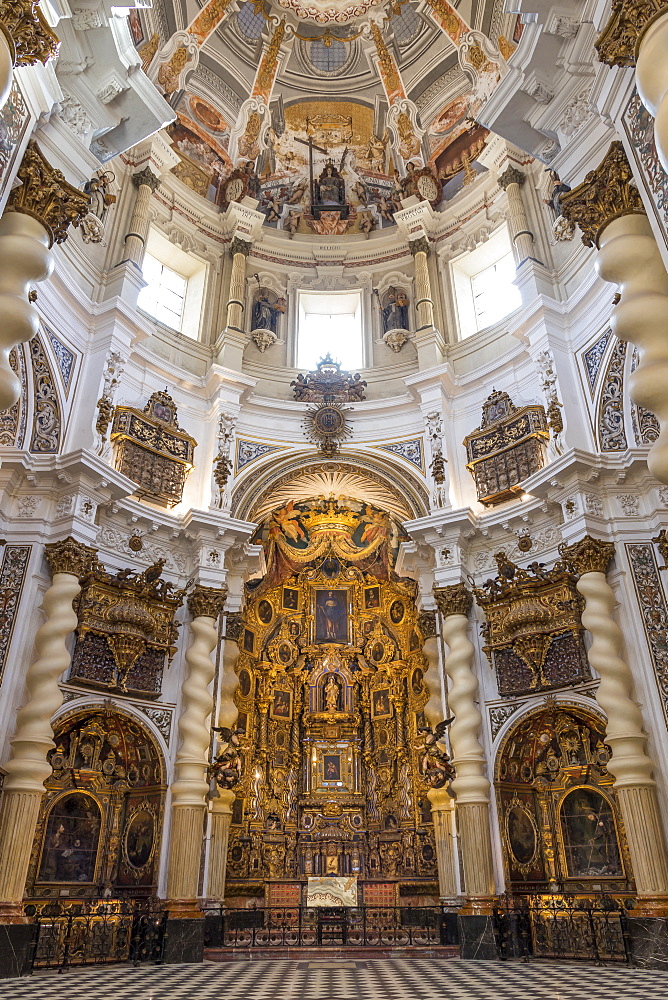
[209,726,242,791]
[416,718,456,789]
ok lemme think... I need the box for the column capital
[45,536,97,578]
[558,534,615,575]
[229,235,252,258]
[498,164,525,190]
[188,584,228,621]
[560,141,646,248]
[132,167,161,192]
[0,0,59,67]
[596,0,665,67]
[409,235,431,257]
[6,140,89,247]
[434,582,472,617]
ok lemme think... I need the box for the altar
[307,876,358,907]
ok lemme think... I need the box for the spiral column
[167,585,227,915]
[434,584,496,908]
[0,537,96,917]
[560,535,668,910]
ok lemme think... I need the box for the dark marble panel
[441,912,459,946]
[163,917,205,964]
[0,923,33,978]
[627,916,668,970]
[457,914,498,959]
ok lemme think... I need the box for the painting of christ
[314,589,348,644]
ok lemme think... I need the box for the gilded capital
[7,140,89,247]
[434,583,473,617]
[596,0,667,67]
[498,165,525,190]
[0,0,59,68]
[229,236,252,258]
[45,536,97,579]
[409,235,430,257]
[558,534,615,576]
[132,167,161,192]
[559,141,645,248]
[188,584,228,621]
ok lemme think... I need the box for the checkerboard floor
[3,958,667,1000]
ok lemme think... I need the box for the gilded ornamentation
[253,19,286,98]
[370,21,402,100]
[415,719,455,788]
[70,557,185,695]
[95,350,125,448]
[474,553,590,698]
[418,610,437,639]
[210,726,242,790]
[433,583,472,618]
[291,354,367,402]
[45,536,97,579]
[111,390,197,508]
[463,390,548,506]
[0,0,60,67]
[7,140,89,246]
[559,141,646,248]
[559,535,615,576]
[595,0,668,66]
[188,584,227,621]
[303,401,353,457]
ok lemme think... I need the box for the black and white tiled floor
[3,958,667,999]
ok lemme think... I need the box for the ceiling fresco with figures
[127,0,519,235]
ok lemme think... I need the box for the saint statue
[325,673,340,713]
[382,287,409,332]
[252,293,286,332]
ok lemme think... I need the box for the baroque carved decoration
[70,558,185,697]
[463,390,549,506]
[627,541,668,725]
[188,585,228,621]
[291,355,367,403]
[0,544,31,685]
[596,0,668,67]
[560,141,646,248]
[433,583,473,618]
[474,554,590,698]
[7,140,89,246]
[29,333,61,454]
[0,0,60,67]
[45,536,97,579]
[111,390,197,508]
[559,535,615,576]
[597,338,628,452]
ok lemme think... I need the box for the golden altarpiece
[225,499,439,908]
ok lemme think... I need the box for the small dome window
[309,36,347,74]
[237,2,265,40]
[392,4,423,45]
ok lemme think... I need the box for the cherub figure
[416,718,456,789]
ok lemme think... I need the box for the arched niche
[26,706,166,900]
[494,703,633,895]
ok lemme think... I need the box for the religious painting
[232,797,244,825]
[128,8,144,46]
[283,587,299,611]
[124,807,155,870]
[372,688,392,719]
[271,689,292,721]
[38,793,101,883]
[370,641,385,663]
[411,667,424,695]
[243,629,255,654]
[238,668,252,698]
[560,788,623,877]
[323,754,342,781]
[277,641,293,665]
[236,711,248,735]
[409,630,420,651]
[390,599,405,624]
[314,589,348,644]
[364,586,381,609]
[257,599,273,624]
[506,803,537,869]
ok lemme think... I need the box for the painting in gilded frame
[371,687,392,719]
[314,588,349,644]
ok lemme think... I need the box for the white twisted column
[636,13,668,176]
[206,616,240,902]
[435,584,495,908]
[421,616,459,900]
[0,537,96,915]
[560,536,668,906]
[167,585,227,908]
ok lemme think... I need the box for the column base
[0,922,34,978]
[456,912,499,959]
[163,904,205,965]
[626,915,668,970]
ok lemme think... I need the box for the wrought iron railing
[26,898,167,970]
[493,893,634,964]
[203,904,457,949]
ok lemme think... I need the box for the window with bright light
[297,290,363,371]
[451,225,522,339]
[137,228,207,339]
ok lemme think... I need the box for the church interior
[2,0,668,992]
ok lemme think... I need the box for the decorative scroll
[0,544,31,686]
[237,439,284,471]
[597,338,628,452]
[582,331,611,397]
[70,558,185,697]
[630,348,660,443]
[0,345,27,446]
[111,390,197,507]
[0,80,30,201]
[463,390,548,506]
[474,553,590,698]
[44,324,76,396]
[626,542,668,725]
[29,333,61,454]
[375,439,424,471]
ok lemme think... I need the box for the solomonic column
[0,1,59,110]
[0,140,88,411]
[433,584,496,912]
[165,585,226,958]
[559,535,668,914]
[560,142,668,486]
[0,538,96,924]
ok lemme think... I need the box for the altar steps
[205,945,459,962]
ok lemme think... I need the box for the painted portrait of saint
[125,809,155,870]
[271,690,292,720]
[560,789,623,877]
[315,589,348,644]
[507,804,536,867]
[323,754,341,780]
[283,588,299,611]
[364,586,380,609]
[372,688,391,718]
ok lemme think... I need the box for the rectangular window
[297,290,363,370]
[136,228,208,339]
[451,225,522,340]
[139,254,187,330]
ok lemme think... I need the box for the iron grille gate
[27,899,166,970]
[493,894,634,964]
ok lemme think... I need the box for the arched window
[560,788,623,878]
[38,793,101,883]
[237,2,265,40]
[392,4,422,45]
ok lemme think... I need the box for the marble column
[409,236,435,332]
[0,141,87,411]
[225,236,252,335]
[119,167,161,268]
[561,142,668,486]
[0,2,59,110]
[560,535,668,910]
[434,584,496,908]
[0,537,96,917]
[497,165,541,267]
[206,618,240,902]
